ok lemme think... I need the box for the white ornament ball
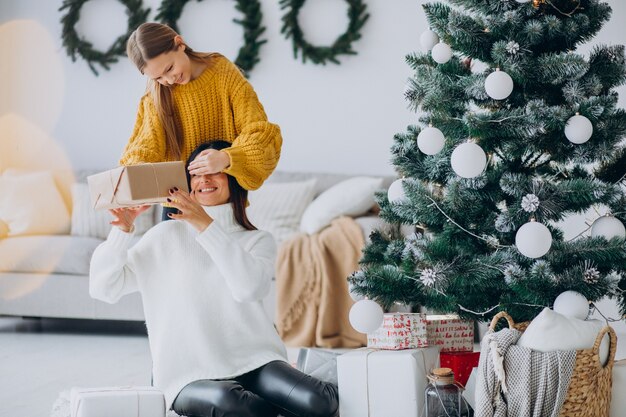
[515,221,552,258]
[591,215,626,240]
[553,291,589,320]
[348,282,366,302]
[564,114,593,144]
[485,70,514,100]
[431,42,452,64]
[388,178,407,203]
[349,299,384,334]
[420,30,440,52]
[450,142,487,178]
[515,0,531,3]
[417,126,445,155]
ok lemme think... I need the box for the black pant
[172,360,339,417]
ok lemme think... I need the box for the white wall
[0,0,624,176]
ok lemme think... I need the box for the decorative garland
[279,0,369,65]
[155,0,267,75]
[59,0,150,76]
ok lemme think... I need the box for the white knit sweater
[89,203,288,409]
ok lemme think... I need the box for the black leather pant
[172,360,339,417]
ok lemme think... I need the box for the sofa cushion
[0,170,71,236]
[0,235,104,275]
[300,176,383,234]
[247,179,317,244]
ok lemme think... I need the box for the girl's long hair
[126,22,218,161]
[185,141,257,231]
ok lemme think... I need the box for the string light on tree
[591,214,626,240]
[349,299,384,334]
[553,291,589,320]
[450,142,487,178]
[387,178,407,203]
[417,125,445,155]
[515,219,552,258]
[420,29,439,51]
[485,68,514,100]
[564,113,593,144]
[431,42,452,64]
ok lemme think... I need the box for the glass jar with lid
[424,367,462,417]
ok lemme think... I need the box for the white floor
[0,317,302,417]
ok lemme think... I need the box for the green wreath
[155,0,267,75]
[59,0,150,76]
[279,0,369,65]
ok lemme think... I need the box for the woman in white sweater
[90,141,338,417]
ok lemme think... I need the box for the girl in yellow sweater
[123,22,282,218]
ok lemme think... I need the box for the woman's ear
[174,35,186,51]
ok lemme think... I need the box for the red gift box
[440,351,480,386]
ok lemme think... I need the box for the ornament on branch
[420,29,439,52]
[553,291,589,320]
[515,0,531,3]
[431,42,452,64]
[450,142,487,178]
[419,268,438,287]
[417,125,445,155]
[485,68,514,100]
[515,220,552,258]
[349,299,384,333]
[506,41,520,55]
[387,178,407,203]
[591,215,625,240]
[521,193,540,212]
[564,113,593,144]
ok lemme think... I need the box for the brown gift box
[87,162,190,209]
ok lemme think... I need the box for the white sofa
[0,169,394,322]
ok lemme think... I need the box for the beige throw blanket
[276,216,367,348]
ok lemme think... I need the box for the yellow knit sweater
[119,55,282,190]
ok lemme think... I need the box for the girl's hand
[166,187,213,232]
[187,149,230,176]
[109,205,151,233]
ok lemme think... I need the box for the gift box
[296,348,341,385]
[70,386,165,417]
[426,314,474,353]
[440,351,480,386]
[87,162,189,209]
[337,347,440,417]
[367,313,428,350]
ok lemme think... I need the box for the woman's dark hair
[186,141,256,231]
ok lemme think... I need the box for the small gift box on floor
[367,313,428,350]
[426,314,474,353]
[70,386,165,417]
[440,351,480,386]
[87,162,189,209]
[337,347,440,417]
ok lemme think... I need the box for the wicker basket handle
[489,311,515,331]
[592,325,617,369]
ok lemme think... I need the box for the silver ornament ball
[349,299,384,334]
[431,42,452,64]
[553,291,589,320]
[515,221,552,258]
[450,142,487,178]
[591,215,626,240]
[485,69,514,100]
[420,30,439,51]
[564,114,593,144]
[417,126,445,155]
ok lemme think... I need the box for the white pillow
[247,179,317,244]
[518,307,610,365]
[70,183,155,239]
[0,171,71,236]
[300,176,383,235]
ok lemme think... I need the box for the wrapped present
[426,314,474,353]
[70,386,165,417]
[367,313,428,350]
[440,351,480,386]
[87,162,189,209]
[462,367,478,411]
[296,348,341,385]
[337,347,440,417]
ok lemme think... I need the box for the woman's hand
[187,149,230,176]
[109,205,151,233]
[166,187,213,232]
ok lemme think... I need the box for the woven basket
[489,311,617,417]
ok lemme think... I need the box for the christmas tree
[349,0,626,323]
